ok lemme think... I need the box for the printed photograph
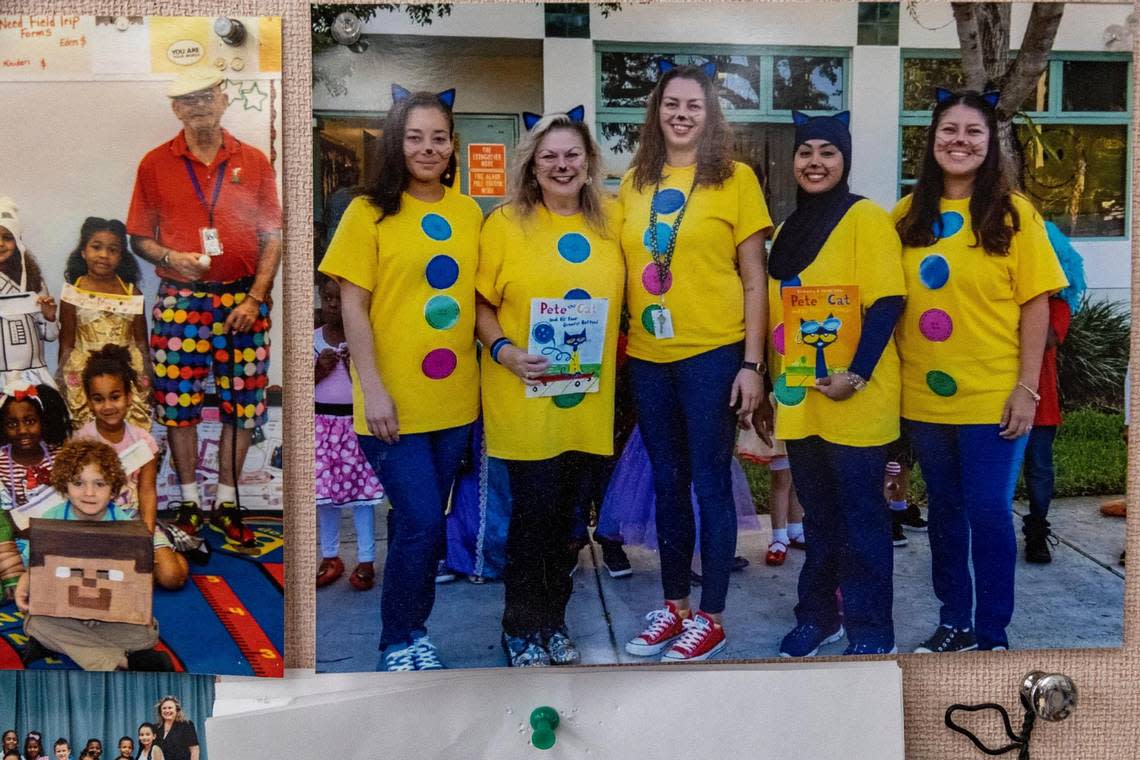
[0,671,213,760]
[0,15,285,675]
[312,2,1128,672]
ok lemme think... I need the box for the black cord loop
[945,702,1037,760]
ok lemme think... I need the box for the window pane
[544,3,590,38]
[857,2,899,46]
[902,57,1046,112]
[772,56,844,111]
[599,52,760,109]
[1020,123,1128,237]
[900,125,927,181]
[1062,60,1128,112]
[599,122,641,182]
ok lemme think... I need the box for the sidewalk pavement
[315,496,1124,672]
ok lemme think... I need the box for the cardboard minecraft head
[27,519,153,625]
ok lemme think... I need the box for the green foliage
[743,408,1126,514]
[1058,295,1130,412]
[311,4,452,52]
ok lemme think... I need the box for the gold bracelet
[1017,382,1041,403]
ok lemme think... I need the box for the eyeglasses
[173,90,218,106]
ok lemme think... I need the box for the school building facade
[312,2,1133,301]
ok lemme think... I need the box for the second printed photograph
[313,2,1128,672]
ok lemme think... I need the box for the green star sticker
[235,81,268,112]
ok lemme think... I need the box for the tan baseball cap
[167,69,224,98]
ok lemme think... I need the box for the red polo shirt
[127,129,282,284]
[1035,297,1072,427]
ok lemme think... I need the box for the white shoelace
[672,616,712,653]
[639,608,678,640]
[384,645,418,672]
[413,637,443,669]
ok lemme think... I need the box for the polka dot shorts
[150,279,271,429]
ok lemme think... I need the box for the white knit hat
[0,197,25,254]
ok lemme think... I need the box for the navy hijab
[767,111,863,280]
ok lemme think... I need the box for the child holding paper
[0,198,58,390]
[58,217,152,429]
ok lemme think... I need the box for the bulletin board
[4,1,1137,759]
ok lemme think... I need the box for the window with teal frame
[545,3,590,39]
[899,50,1132,239]
[596,43,849,221]
[857,2,899,47]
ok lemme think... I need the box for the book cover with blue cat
[526,297,610,398]
[782,285,861,388]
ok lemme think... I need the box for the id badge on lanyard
[183,157,227,257]
[653,307,675,339]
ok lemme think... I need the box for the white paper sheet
[209,663,904,759]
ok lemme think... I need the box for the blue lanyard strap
[181,157,228,227]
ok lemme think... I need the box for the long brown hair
[629,65,733,192]
[360,91,457,220]
[501,113,609,235]
[896,90,1018,255]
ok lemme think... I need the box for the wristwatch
[846,372,868,391]
[741,360,766,375]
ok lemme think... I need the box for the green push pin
[529,706,560,750]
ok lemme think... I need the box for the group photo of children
[0,672,211,760]
[313,2,1128,672]
[0,16,285,676]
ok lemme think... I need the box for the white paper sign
[0,293,41,317]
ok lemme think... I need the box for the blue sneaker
[379,642,419,672]
[779,623,845,658]
[843,642,898,656]
[412,635,445,670]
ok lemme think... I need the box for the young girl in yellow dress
[58,217,151,429]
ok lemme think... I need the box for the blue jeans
[905,421,1029,650]
[629,342,742,614]
[1023,425,1057,527]
[358,425,471,651]
[785,437,894,649]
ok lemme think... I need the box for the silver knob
[1020,671,1078,722]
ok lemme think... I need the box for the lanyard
[182,157,228,227]
[648,175,698,304]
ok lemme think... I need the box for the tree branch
[1003,3,1065,115]
[953,3,988,89]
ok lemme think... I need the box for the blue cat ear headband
[934,87,1000,108]
[655,59,718,80]
[391,83,456,108]
[522,105,586,131]
[791,110,850,127]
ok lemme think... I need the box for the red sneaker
[662,611,726,661]
[210,501,257,548]
[765,540,788,566]
[625,601,686,656]
[173,500,204,536]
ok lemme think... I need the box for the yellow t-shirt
[318,188,483,436]
[769,199,906,447]
[893,193,1068,424]
[619,161,773,363]
[476,203,625,460]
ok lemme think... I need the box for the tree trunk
[951,2,1065,185]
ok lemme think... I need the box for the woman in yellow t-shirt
[758,111,906,658]
[476,111,624,667]
[319,88,483,672]
[894,89,1067,654]
[619,63,772,662]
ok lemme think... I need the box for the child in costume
[15,438,173,671]
[314,273,384,591]
[0,198,59,390]
[58,217,151,429]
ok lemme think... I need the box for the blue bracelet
[490,337,513,364]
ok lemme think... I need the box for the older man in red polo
[127,69,282,547]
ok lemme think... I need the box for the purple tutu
[315,413,384,508]
[598,425,760,550]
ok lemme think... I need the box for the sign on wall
[467,142,507,197]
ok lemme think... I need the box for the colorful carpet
[0,513,284,676]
